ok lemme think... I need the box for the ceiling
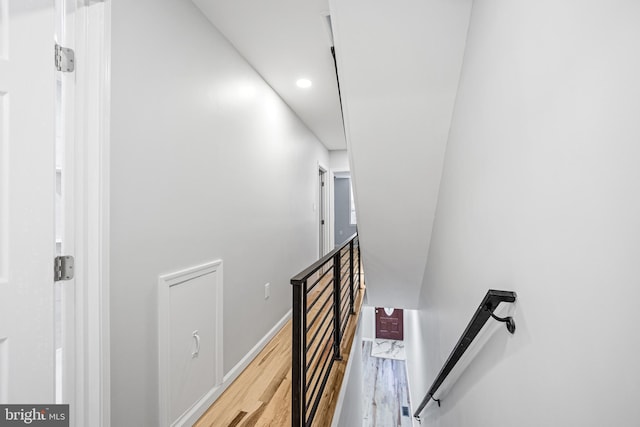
[192,0,346,151]
[192,0,475,309]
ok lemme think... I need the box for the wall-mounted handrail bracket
[485,304,516,334]
[431,396,441,407]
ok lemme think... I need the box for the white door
[0,0,56,403]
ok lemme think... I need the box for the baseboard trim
[175,309,292,426]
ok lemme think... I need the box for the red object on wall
[375,307,404,340]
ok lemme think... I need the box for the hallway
[5,2,640,427]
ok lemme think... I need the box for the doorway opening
[333,172,356,248]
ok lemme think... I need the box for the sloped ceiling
[192,0,346,150]
[329,0,474,308]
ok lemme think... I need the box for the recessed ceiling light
[296,78,312,89]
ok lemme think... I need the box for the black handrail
[291,233,361,427]
[291,232,357,285]
[413,289,517,420]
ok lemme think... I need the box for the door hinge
[54,256,75,282]
[55,44,75,72]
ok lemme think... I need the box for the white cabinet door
[0,0,56,403]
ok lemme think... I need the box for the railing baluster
[349,240,355,314]
[302,281,308,425]
[332,253,342,360]
[292,280,303,427]
[357,239,361,288]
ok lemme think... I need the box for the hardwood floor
[195,277,365,427]
[194,320,293,427]
[361,340,412,427]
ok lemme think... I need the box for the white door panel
[0,0,55,403]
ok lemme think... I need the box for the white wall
[402,309,429,426]
[333,316,364,427]
[109,1,328,425]
[360,305,375,340]
[417,1,640,425]
[330,0,473,309]
[329,149,350,172]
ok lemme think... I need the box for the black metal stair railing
[413,289,517,420]
[291,233,361,427]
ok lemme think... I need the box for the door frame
[68,1,111,426]
[318,162,329,259]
